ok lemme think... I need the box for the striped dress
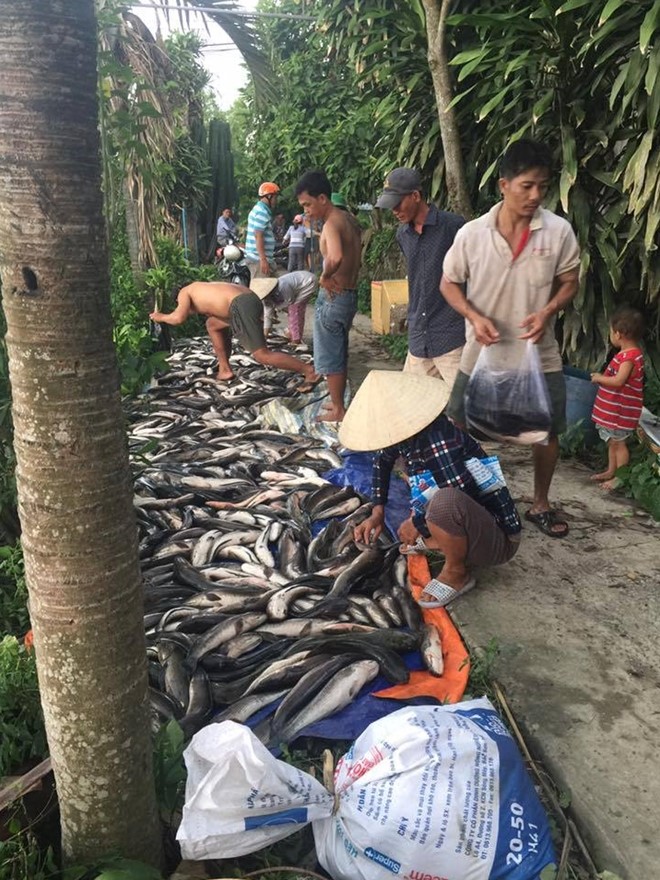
[592,348,644,431]
[245,201,274,262]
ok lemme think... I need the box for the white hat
[338,370,451,451]
[250,278,278,299]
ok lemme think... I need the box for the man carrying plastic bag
[440,139,580,538]
[177,699,556,880]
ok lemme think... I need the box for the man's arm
[519,268,579,343]
[440,276,500,345]
[353,447,398,544]
[254,230,270,275]
[150,290,191,325]
[319,220,343,293]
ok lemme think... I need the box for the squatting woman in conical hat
[339,371,522,608]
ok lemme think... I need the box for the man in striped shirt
[245,181,280,278]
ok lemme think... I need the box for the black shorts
[229,292,266,353]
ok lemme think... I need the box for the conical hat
[339,370,451,451]
[250,278,278,299]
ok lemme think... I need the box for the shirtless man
[150,281,320,387]
[295,169,362,422]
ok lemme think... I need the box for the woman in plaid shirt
[339,371,521,608]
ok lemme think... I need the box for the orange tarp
[373,553,470,704]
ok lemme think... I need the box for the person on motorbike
[216,207,239,246]
[245,182,281,278]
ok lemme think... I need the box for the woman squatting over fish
[340,371,522,607]
[150,280,321,389]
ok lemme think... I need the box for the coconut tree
[0,0,161,868]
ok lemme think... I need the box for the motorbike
[214,238,251,288]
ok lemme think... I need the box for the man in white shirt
[441,139,580,538]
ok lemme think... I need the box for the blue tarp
[323,451,411,538]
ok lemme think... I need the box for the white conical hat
[338,370,451,451]
[250,278,278,299]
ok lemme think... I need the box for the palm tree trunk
[422,0,473,218]
[0,0,161,868]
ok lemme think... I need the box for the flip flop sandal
[524,509,569,538]
[418,576,477,609]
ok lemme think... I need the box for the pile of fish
[128,339,442,745]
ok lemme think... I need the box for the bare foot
[216,371,235,383]
[316,403,346,423]
[600,478,620,491]
[590,470,615,482]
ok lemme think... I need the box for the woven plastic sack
[465,341,552,444]
[177,700,556,880]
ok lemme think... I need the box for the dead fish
[277,660,380,745]
[186,612,267,668]
[420,623,444,677]
[213,689,289,724]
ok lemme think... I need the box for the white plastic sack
[177,699,556,880]
[465,341,552,445]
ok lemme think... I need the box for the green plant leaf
[640,0,660,53]
[599,0,627,27]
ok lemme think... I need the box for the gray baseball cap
[375,168,422,209]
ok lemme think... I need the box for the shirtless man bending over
[295,169,362,422]
[150,281,320,387]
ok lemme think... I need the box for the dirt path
[343,311,660,879]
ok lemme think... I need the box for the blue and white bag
[178,699,556,880]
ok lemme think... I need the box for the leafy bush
[381,333,408,362]
[0,543,29,638]
[0,815,58,880]
[0,327,19,542]
[356,278,371,316]
[617,444,660,521]
[0,635,46,777]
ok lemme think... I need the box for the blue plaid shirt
[371,415,521,536]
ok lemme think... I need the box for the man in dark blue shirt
[376,168,465,391]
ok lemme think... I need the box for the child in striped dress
[591,307,645,489]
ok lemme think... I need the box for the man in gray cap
[376,168,465,390]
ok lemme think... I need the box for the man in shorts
[295,169,362,422]
[440,138,580,538]
[150,281,320,387]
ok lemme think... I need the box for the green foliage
[0,543,29,638]
[464,637,501,702]
[152,719,187,820]
[381,334,408,362]
[0,635,46,777]
[65,857,162,880]
[0,811,58,880]
[113,324,170,398]
[228,0,382,216]
[322,0,660,366]
[0,314,19,541]
[362,225,401,279]
[356,278,371,315]
[617,442,660,519]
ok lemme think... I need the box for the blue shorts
[597,426,631,442]
[313,288,357,375]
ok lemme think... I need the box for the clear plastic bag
[465,340,552,445]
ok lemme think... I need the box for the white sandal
[418,576,477,608]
